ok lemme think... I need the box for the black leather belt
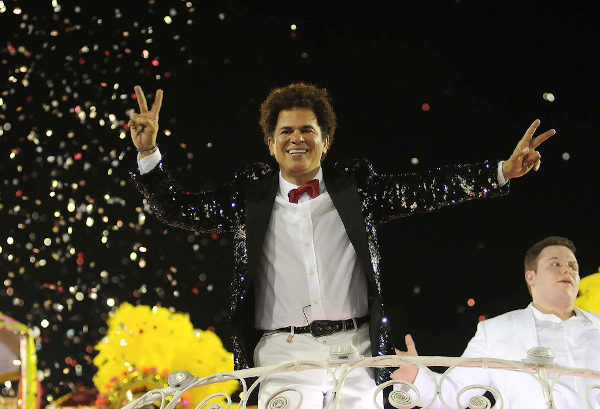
[273,315,369,337]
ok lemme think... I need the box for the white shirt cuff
[137,148,162,175]
[497,161,507,186]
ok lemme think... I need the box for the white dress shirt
[532,304,600,409]
[253,169,369,330]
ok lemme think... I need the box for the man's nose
[290,130,304,143]
[562,266,575,275]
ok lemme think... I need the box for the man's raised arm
[128,85,163,158]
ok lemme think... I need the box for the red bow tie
[288,179,320,203]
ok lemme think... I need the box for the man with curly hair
[392,236,600,408]
[128,83,554,408]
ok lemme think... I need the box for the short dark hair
[524,236,576,272]
[259,83,337,149]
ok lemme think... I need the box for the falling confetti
[0,1,597,406]
[0,2,250,402]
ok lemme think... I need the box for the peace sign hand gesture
[128,85,163,157]
[502,119,555,181]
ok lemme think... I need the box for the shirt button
[313,300,319,304]
[309,270,315,275]
[305,242,310,247]
[302,213,307,218]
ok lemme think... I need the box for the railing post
[525,347,558,409]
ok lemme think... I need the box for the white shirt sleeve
[137,148,162,175]
[408,367,443,408]
[406,362,491,409]
[497,160,507,186]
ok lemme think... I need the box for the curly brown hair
[259,83,337,149]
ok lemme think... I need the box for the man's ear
[525,270,536,286]
[323,135,330,154]
[267,137,275,157]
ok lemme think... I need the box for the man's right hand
[391,334,419,383]
[128,85,163,157]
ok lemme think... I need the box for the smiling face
[526,245,580,319]
[268,107,329,186]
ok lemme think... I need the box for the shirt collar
[277,168,325,198]
[529,302,585,323]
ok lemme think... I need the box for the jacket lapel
[512,306,540,353]
[576,307,600,330]
[244,165,377,287]
[324,166,376,286]
[245,172,278,283]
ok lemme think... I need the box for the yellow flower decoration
[575,269,600,313]
[93,303,238,408]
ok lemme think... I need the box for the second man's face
[529,245,580,306]
[268,107,329,186]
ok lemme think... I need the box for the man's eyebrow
[543,256,578,264]
[277,125,316,130]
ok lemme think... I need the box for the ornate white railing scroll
[119,346,600,409]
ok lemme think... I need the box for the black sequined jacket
[130,157,508,385]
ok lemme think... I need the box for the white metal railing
[120,346,600,409]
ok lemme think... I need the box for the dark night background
[1,0,599,405]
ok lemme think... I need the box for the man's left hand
[391,334,419,384]
[502,119,555,181]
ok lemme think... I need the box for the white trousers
[253,323,383,409]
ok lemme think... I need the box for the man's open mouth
[288,149,308,155]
